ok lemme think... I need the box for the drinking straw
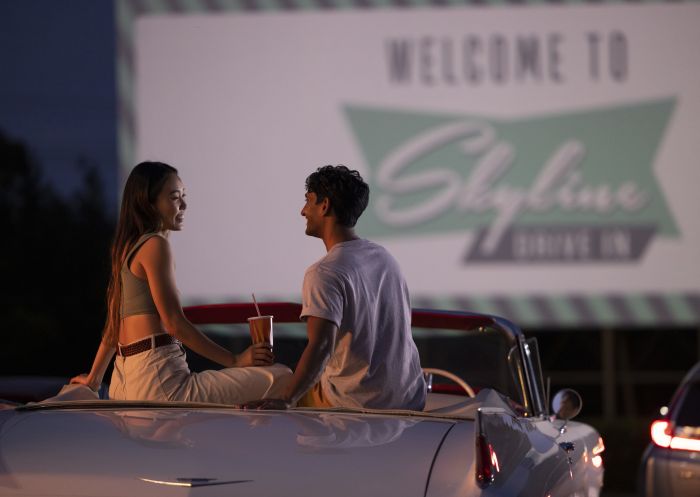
[252,293,262,317]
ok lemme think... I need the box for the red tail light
[651,420,700,452]
[475,433,499,487]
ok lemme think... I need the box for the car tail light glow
[591,436,604,468]
[651,420,700,452]
[651,420,672,448]
[592,437,605,455]
[490,445,500,473]
[475,433,499,487]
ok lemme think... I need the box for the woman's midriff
[119,313,167,345]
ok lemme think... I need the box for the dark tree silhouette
[0,130,114,376]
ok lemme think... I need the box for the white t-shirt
[300,238,426,410]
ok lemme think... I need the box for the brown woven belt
[117,334,178,357]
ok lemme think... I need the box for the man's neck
[322,226,358,252]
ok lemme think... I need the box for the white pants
[109,343,292,404]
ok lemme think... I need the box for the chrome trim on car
[139,477,253,488]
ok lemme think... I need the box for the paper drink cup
[247,315,273,347]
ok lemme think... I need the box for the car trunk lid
[0,406,455,497]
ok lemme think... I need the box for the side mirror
[552,389,582,420]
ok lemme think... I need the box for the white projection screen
[118,1,700,327]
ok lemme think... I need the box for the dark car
[639,361,700,496]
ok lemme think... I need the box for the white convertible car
[0,303,604,496]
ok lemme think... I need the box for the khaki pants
[109,343,292,405]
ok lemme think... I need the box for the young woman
[71,161,290,403]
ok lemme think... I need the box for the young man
[257,165,426,410]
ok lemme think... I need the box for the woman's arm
[70,339,115,391]
[138,235,272,368]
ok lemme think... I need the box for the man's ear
[320,197,332,216]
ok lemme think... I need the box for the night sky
[0,0,118,210]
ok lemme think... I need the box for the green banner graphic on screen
[346,99,676,263]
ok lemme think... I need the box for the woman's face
[155,174,186,232]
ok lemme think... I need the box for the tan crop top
[120,233,160,318]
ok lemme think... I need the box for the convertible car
[0,303,604,496]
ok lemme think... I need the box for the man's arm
[249,316,337,409]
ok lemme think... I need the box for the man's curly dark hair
[305,165,369,228]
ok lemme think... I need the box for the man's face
[301,191,325,237]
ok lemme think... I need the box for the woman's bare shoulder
[137,234,172,260]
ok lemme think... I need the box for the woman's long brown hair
[102,161,179,347]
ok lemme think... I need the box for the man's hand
[243,398,291,410]
[235,343,274,367]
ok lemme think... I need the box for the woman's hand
[70,373,99,392]
[235,343,274,367]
